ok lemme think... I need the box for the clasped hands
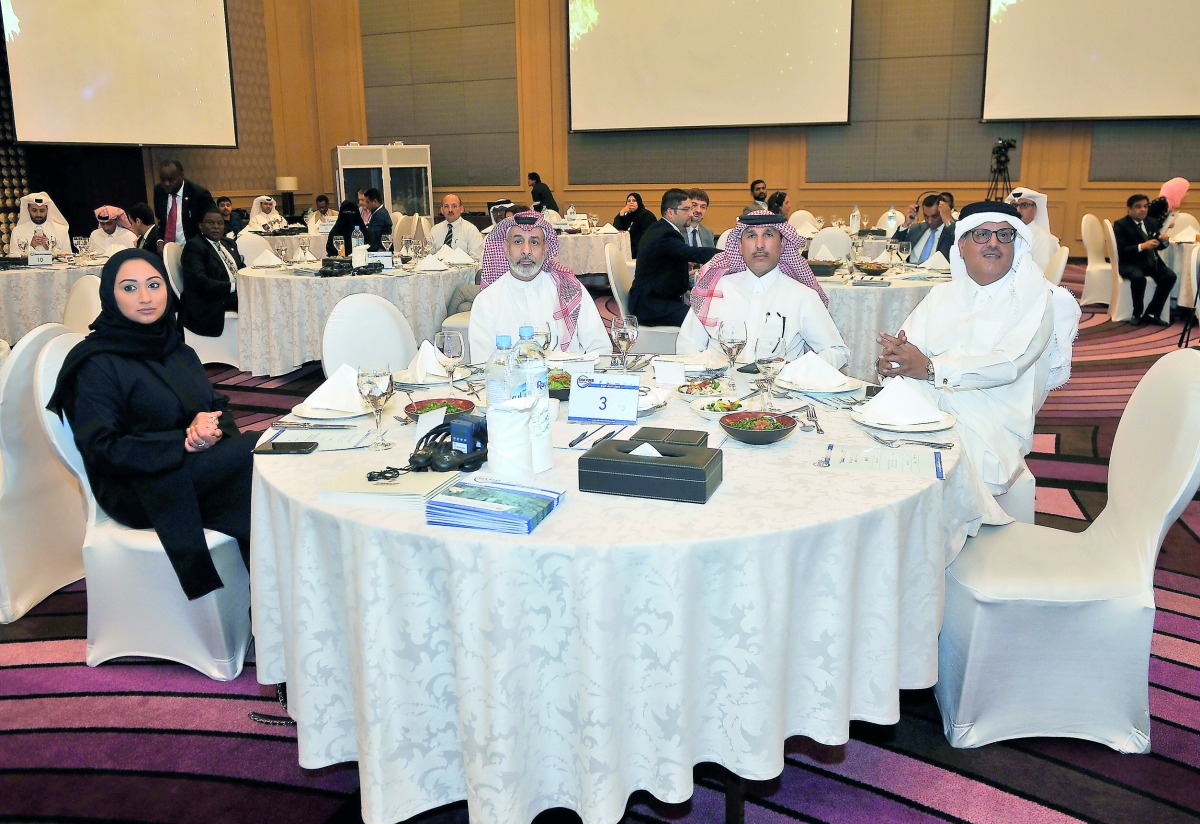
[876,330,931,380]
[185,411,224,453]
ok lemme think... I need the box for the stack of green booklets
[426,474,566,534]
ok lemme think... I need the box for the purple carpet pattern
[0,266,1196,823]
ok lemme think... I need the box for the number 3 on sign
[567,373,639,425]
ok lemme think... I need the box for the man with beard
[9,192,70,254]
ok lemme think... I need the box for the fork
[866,432,954,449]
[806,406,824,434]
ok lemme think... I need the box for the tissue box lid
[578,438,721,481]
[628,427,709,448]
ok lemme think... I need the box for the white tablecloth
[556,232,632,276]
[0,262,102,344]
[251,376,988,824]
[821,274,937,381]
[236,263,478,376]
[1162,241,1196,307]
[248,232,327,261]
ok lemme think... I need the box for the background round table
[820,274,938,381]
[250,376,988,824]
[555,231,632,276]
[0,261,102,344]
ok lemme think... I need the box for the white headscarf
[249,196,277,221]
[17,192,69,232]
[1005,187,1051,236]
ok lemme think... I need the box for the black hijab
[47,248,211,417]
[325,199,379,256]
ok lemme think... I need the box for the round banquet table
[1162,241,1196,307]
[250,374,989,824]
[555,231,632,276]
[236,262,479,376]
[0,260,102,344]
[819,272,938,382]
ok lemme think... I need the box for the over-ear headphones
[408,419,488,472]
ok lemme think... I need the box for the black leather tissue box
[578,438,723,504]
[627,426,709,448]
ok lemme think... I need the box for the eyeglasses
[967,227,1018,244]
[1014,201,1036,210]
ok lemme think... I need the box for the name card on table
[27,251,53,266]
[367,251,394,269]
[567,372,639,425]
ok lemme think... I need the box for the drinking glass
[434,331,464,391]
[754,336,785,412]
[400,236,414,263]
[357,366,395,450]
[717,320,747,380]
[589,214,599,229]
[298,236,310,258]
[532,322,555,351]
[73,236,88,260]
[16,239,28,255]
[815,216,825,229]
[332,236,345,257]
[898,241,911,264]
[851,237,866,262]
[381,234,393,254]
[611,315,639,370]
[274,239,288,262]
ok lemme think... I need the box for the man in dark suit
[154,158,216,244]
[128,202,163,256]
[180,207,243,336]
[1113,193,1177,326]
[527,171,560,214]
[687,188,716,247]
[893,193,956,264]
[363,188,393,239]
[628,188,721,326]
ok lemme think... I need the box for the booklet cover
[426,477,561,534]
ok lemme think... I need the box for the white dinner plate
[545,351,597,364]
[675,376,735,397]
[777,374,866,394]
[850,409,956,433]
[290,402,369,420]
[689,396,751,420]
[393,366,471,386]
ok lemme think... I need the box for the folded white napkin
[290,246,305,263]
[812,244,835,260]
[437,246,475,265]
[858,376,943,426]
[600,223,619,234]
[777,352,847,391]
[921,251,950,270]
[1173,226,1198,243]
[638,387,669,411]
[252,249,284,267]
[304,364,362,413]
[415,255,449,272]
[487,396,553,478]
[407,340,451,381]
[872,250,891,263]
[351,246,369,267]
[545,350,596,363]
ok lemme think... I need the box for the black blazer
[180,236,243,336]
[892,220,955,262]
[614,208,657,257]
[628,219,720,326]
[530,181,559,214]
[366,207,393,239]
[136,225,163,256]
[154,180,216,242]
[1112,215,1168,276]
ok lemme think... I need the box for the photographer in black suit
[154,158,216,244]
[180,207,243,336]
[1112,193,1177,326]
[628,188,720,326]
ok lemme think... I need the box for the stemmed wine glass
[274,239,288,262]
[381,234,393,257]
[815,216,825,229]
[16,238,28,256]
[611,315,639,370]
[717,320,747,381]
[754,336,785,412]
[332,236,345,257]
[434,331,464,392]
[298,236,310,259]
[73,236,88,261]
[532,322,556,351]
[357,366,395,451]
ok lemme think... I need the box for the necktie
[164,194,178,243]
[1137,221,1147,239]
[213,241,238,282]
[916,227,937,264]
[444,222,454,249]
[689,228,698,247]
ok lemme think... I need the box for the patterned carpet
[0,265,1196,823]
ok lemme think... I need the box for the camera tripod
[986,160,1012,202]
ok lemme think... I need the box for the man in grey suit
[741,179,768,216]
[686,188,715,247]
[893,193,956,264]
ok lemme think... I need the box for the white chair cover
[1080,214,1114,306]
[235,232,272,262]
[604,244,677,354]
[0,324,85,623]
[1168,212,1199,238]
[716,228,732,250]
[33,333,251,679]
[873,209,906,238]
[62,275,102,335]
[1106,218,1169,323]
[809,227,854,260]
[992,460,1035,524]
[321,293,418,377]
[935,348,1200,753]
[163,242,185,297]
[1043,244,1069,286]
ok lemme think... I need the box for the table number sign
[567,372,639,425]
[367,251,394,269]
[27,251,53,266]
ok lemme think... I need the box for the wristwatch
[925,359,936,383]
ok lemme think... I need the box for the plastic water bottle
[351,226,365,249]
[886,205,897,234]
[566,204,577,222]
[849,205,861,235]
[512,325,552,472]
[487,335,514,405]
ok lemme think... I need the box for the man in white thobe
[469,212,610,364]
[88,207,137,256]
[678,212,847,368]
[245,196,288,233]
[8,192,70,255]
[429,194,484,262]
[1006,187,1059,271]
[877,201,1055,500]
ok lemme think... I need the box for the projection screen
[567,0,852,131]
[1,0,237,146]
[983,0,1200,121]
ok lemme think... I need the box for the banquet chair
[604,244,678,354]
[809,227,853,260]
[935,348,1200,753]
[787,210,817,236]
[235,232,272,263]
[165,242,241,368]
[62,275,102,334]
[1105,218,1170,324]
[33,333,251,679]
[716,228,731,250]
[321,293,418,377]
[1043,245,1069,286]
[1080,214,1114,306]
[874,209,906,237]
[162,242,184,296]
[1168,212,1199,238]
[0,324,85,623]
[439,283,479,364]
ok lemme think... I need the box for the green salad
[413,400,463,415]
[703,399,742,413]
[728,415,786,431]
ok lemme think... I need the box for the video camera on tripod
[986,138,1018,201]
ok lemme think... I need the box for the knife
[271,421,357,429]
[591,424,627,446]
